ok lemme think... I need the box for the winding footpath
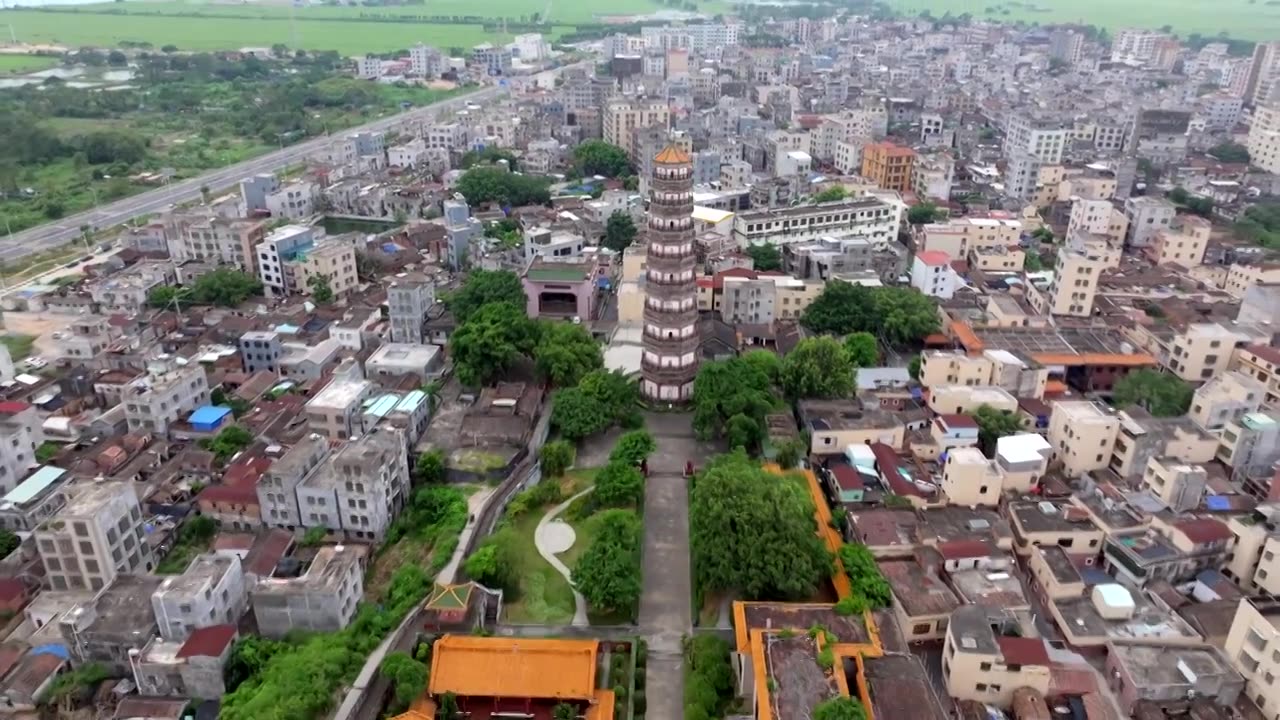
[534,486,595,627]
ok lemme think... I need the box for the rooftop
[797,398,902,433]
[764,634,838,720]
[367,343,441,368]
[880,561,960,617]
[949,567,1029,608]
[255,544,367,595]
[305,377,373,410]
[0,465,67,510]
[1009,500,1100,534]
[1037,546,1085,585]
[428,635,599,701]
[863,653,949,720]
[1052,591,1200,643]
[176,624,237,659]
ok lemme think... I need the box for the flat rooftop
[1052,592,1200,644]
[1110,643,1236,689]
[154,554,235,597]
[1009,500,1101,534]
[255,544,366,595]
[880,561,960,617]
[306,378,373,410]
[863,654,949,720]
[428,635,598,701]
[1037,545,1084,585]
[737,603,871,648]
[798,399,902,433]
[765,634,838,720]
[368,343,441,366]
[65,574,163,634]
[949,568,1029,608]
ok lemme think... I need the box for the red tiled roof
[176,624,237,659]
[712,267,758,289]
[870,443,922,497]
[1244,344,1280,367]
[0,402,30,416]
[198,485,259,505]
[937,540,994,561]
[916,250,950,266]
[213,533,255,552]
[995,636,1049,667]
[936,414,978,430]
[829,464,864,492]
[244,529,293,577]
[1174,518,1233,544]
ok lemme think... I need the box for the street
[0,86,504,263]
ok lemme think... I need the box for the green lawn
[501,509,579,625]
[0,335,36,362]
[0,54,59,74]
[881,0,1278,40]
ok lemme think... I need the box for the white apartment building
[731,198,898,248]
[305,373,377,442]
[34,481,152,592]
[255,225,314,297]
[387,273,436,344]
[641,23,739,53]
[264,181,319,221]
[1111,29,1166,64]
[424,122,467,153]
[176,217,266,272]
[123,359,211,435]
[356,56,381,79]
[1123,196,1177,248]
[408,43,444,77]
[911,250,959,299]
[1247,104,1280,175]
[295,428,410,541]
[388,139,429,170]
[1027,247,1106,317]
[151,554,247,641]
[0,403,41,495]
[1004,114,1070,164]
[258,434,330,531]
[603,97,670,158]
[252,544,366,638]
[918,217,1022,258]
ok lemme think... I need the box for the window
[975,683,988,692]
[979,662,992,671]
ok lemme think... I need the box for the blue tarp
[188,405,231,430]
[1205,495,1231,510]
[31,643,70,660]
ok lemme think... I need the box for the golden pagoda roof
[654,144,691,165]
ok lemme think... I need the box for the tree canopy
[147,268,263,309]
[684,635,735,720]
[1234,203,1280,249]
[843,332,879,367]
[379,652,428,712]
[1113,369,1193,417]
[810,185,849,203]
[801,283,940,347]
[539,440,576,479]
[572,140,632,178]
[907,202,941,225]
[551,369,640,440]
[781,337,855,399]
[609,429,656,467]
[1208,141,1250,164]
[449,303,538,387]
[692,356,776,452]
[414,449,446,484]
[444,269,526,324]
[463,527,520,593]
[813,697,869,720]
[572,509,642,615]
[534,321,602,387]
[744,243,782,271]
[0,529,19,559]
[603,212,638,252]
[594,461,646,508]
[456,166,551,207]
[198,425,253,463]
[690,451,830,599]
[307,274,334,304]
[969,404,1026,454]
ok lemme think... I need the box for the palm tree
[552,703,578,720]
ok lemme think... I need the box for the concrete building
[719,274,823,325]
[0,465,70,532]
[731,198,899,248]
[1191,370,1266,431]
[943,605,1050,708]
[470,43,512,75]
[240,173,279,214]
[175,216,267,272]
[365,343,443,380]
[1224,599,1280,719]
[35,481,152,592]
[264,181,319,221]
[59,574,162,672]
[918,350,1048,400]
[603,97,670,159]
[1123,196,1177,249]
[289,238,358,300]
[317,428,409,541]
[1048,29,1084,65]
[1247,42,1280,105]
[1027,247,1106,317]
[305,376,376,442]
[123,359,211,435]
[1007,499,1103,556]
[409,43,444,77]
[1166,322,1261,383]
[911,153,954,202]
[1110,408,1218,480]
[151,554,247,641]
[0,403,41,495]
[926,385,1018,416]
[1248,103,1280,175]
[860,142,915,193]
[1106,644,1242,714]
[1066,199,1128,246]
[1129,109,1191,164]
[1233,345,1280,409]
[1004,114,1070,164]
[239,330,283,374]
[1145,216,1210,267]
[1217,412,1280,474]
[911,250,958,299]
[1048,401,1120,477]
[256,225,316,298]
[258,434,330,531]
[918,217,1022,259]
[251,544,367,638]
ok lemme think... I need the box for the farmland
[0,53,60,74]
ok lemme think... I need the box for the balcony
[641,356,699,383]
[644,306,699,328]
[641,331,700,355]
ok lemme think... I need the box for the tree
[572,509,642,614]
[456,167,551,206]
[781,337,855,400]
[415,449,446,484]
[573,140,632,177]
[1235,203,1280,249]
[198,425,253,463]
[609,430,656,467]
[438,691,460,720]
[224,636,286,693]
[684,635,733,720]
[540,440,576,478]
[79,130,147,165]
[594,461,645,508]
[1168,186,1190,204]
[307,274,334,304]
[843,332,878,367]
[1024,252,1044,272]
[450,303,538,387]
[190,268,262,306]
[690,451,830,599]
[744,243,782,271]
[0,529,18,558]
[813,697,868,720]
[740,349,782,384]
[908,355,922,380]
[161,44,179,53]
[35,441,60,464]
[603,212,638,252]
[801,284,940,347]
[970,404,1026,455]
[773,438,805,470]
[464,528,519,592]
[1031,226,1055,244]
[300,526,328,547]
[380,652,428,711]
[551,370,639,440]
[1209,141,1250,164]
[552,703,578,720]
[810,185,849,203]
[445,270,526,324]
[907,202,941,225]
[534,321,602,386]
[838,543,891,610]
[1113,369,1194,417]
[460,146,519,171]
[692,357,774,450]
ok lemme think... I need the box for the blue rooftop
[0,466,67,508]
[189,406,232,426]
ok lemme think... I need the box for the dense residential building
[860,141,916,192]
[34,482,152,592]
[123,360,211,435]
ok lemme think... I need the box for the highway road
[0,84,505,264]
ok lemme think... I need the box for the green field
[94,0,685,24]
[0,54,59,74]
[881,0,1278,40]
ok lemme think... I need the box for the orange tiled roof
[1029,352,1156,367]
[427,635,598,701]
[654,144,691,165]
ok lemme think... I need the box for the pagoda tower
[641,144,700,402]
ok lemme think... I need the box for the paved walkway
[535,487,595,627]
[638,412,712,720]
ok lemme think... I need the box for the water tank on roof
[1091,583,1135,620]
